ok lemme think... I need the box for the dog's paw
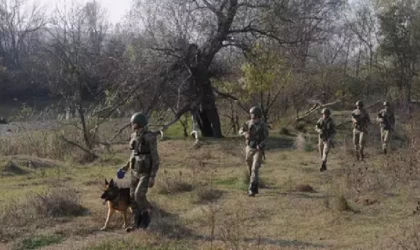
[122,224,127,229]
[100,226,107,231]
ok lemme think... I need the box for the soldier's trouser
[130,171,150,213]
[318,138,330,162]
[245,146,263,185]
[353,129,366,158]
[381,128,391,150]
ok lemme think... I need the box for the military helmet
[249,106,262,117]
[383,101,390,107]
[356,100,364,107]
[130,112,148,127]
[321,108,331,116]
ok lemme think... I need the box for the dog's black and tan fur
[100,178,132,230]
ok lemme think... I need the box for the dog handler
[118,112,160,232]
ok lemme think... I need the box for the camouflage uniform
[315,108,336,172]
[239,107,269,196]
[377,102,395,154]
[352,102,371,160]
[121,113,160,230]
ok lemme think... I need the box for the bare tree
[126,0,346,137]
[38,0,115,158]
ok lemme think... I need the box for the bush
[325,195,353,212]
[30,188,88,217]
[0,188,87,243]
[193,185,223,204]
[156,171,194,195]
[294,133,314,152]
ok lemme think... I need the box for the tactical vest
[246,120,266,149]
[130,131,152,174]
[352,109,368,131]
[317,117,334,140]
[378,109,393,130]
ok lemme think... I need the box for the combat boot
[125,208,142,233]
[320,161,327,172]
[383,148,387,155]
[139,210,151,229]
[247,182,257,197]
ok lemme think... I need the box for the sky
[29,0,133,24]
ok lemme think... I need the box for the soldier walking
[351,100,371,161]
[315,108,336,172]
[239,106,269,197]
[118,112,160,232]
[376,101,395,155]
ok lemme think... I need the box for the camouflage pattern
[352,107,371,160]
[377,107,395,152]
[121,128,160,212]
[239,118,269,195]
[315,116,336,163]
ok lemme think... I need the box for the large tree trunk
[192,67,223,138]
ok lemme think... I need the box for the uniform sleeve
[238,121,248,136]
[145,132,160,178]
[315,119,322,134]
[121,133,137,172]
[376,110,382,122]
[351,110,357,123]
[121,160,130,172]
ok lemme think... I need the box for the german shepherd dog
[100,179,132,230]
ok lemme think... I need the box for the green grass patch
[13,234,65,250]
[164,119,191,138]
[214,176,248,191]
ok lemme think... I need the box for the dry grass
[3,115,420,249]
[0,188,87,243]
[155,170,194,195]
[192,185,223,204]
[294,133,314,152]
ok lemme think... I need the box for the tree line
[1,0,420,138]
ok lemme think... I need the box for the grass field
[0,114,419,250]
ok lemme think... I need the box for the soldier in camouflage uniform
[239,106,269,197]
[118,112,160,232]
[315,108,336,172]
[351,100,371,161]
[376,101,395,155]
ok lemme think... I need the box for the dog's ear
[105,178,108,185]
[109,179,114,186]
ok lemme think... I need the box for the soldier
[239,106,269,197]
[376,101,395,155]
[351,100,371,161]
[118,112,160,232]
[315,108,336,172]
